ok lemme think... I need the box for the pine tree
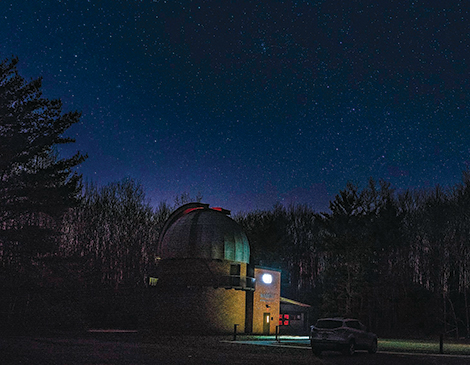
[0,57,87,266]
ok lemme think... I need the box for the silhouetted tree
[61,179,157,290]
[316,182,369,316]
[317,180,405,329]
[236,203,323,304]
[236,204,290,268]
[60,179,159,327]
[0,57,86,266]
[0,57,86,330]
[450,172,470,337]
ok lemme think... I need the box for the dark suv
[310,318,377,356]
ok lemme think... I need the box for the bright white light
[262,273,273,284]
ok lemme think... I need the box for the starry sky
[2,0,470,213]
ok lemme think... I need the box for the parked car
[310,318,377,356]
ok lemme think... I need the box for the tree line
[1,57,470,337]
[237,178,470,338]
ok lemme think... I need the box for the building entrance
[263,313,270,334]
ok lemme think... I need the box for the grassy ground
[236,334,470,357]
[379,338,470,355]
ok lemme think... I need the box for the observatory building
[152,202,282,334]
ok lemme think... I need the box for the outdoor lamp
[262,273,273,284]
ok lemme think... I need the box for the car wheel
[312,348,322,357]
[343,340,355,356]
[311,344,322,357]
[368,338,378,354]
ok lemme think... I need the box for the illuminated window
[279,314,290,326]
[148,277,158,286]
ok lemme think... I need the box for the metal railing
[149,274,256,291]
[219,275,255,291]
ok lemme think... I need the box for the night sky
[2,0,470,213]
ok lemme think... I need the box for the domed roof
[157,203,250,263]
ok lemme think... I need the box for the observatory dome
[157,203,250,264]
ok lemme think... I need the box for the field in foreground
[2,331,470,365]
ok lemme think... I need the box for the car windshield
[346,321,361,330]
[315,319,343,329]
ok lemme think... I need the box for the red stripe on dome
[211,207,231,214]
[182,207,204,215]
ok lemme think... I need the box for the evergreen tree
[0,57,86,267]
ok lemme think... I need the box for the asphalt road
[1,332,470,365]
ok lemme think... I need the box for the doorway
[263,313,270,334]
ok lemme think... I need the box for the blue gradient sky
[2,0,470,213]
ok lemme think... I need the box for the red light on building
[279,314,290,326]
